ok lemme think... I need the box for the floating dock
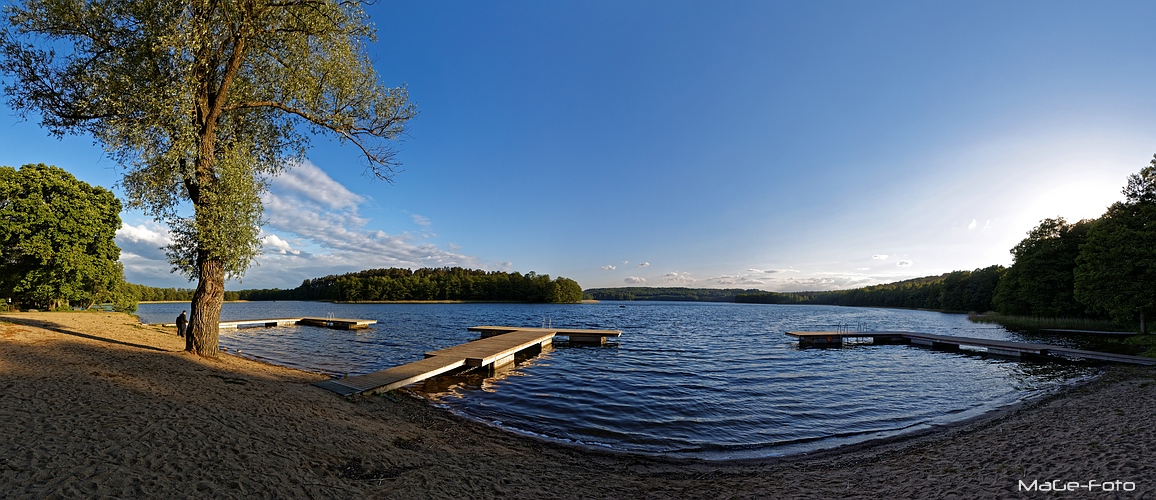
[785,331,1156,366]
[314,326,622,396]
[159,317,377,330]
[468,325,622,344]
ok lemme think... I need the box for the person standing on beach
[176,310,188,338]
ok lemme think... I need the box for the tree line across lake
[585,268,1001,313]
[234,267,583,303]
[126,268,584,304]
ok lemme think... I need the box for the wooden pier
[785,331,1156,366]
[468,325,622,344]
[159,317,377,330]
[314,326,622,396]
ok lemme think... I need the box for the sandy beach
[1,311,1153,498]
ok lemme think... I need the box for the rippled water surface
[138,301,1097,458]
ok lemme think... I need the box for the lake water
[137,301,1097,459]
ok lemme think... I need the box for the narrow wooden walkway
[159,317,377,330]
[315,326,622,396]
[785,331,1156,366]
[468,325,622,344]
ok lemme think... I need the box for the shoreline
[2,311,1154,497]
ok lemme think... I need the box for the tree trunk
[187,253,225,357]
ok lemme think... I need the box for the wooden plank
[218,317,304,329]
[469,325,622,338]
[333,356,468,393]
[315,326,620,396]
[426,330,556,367]
[160,317,377,330]
[298,317,377,329]
[786,331,1156,366]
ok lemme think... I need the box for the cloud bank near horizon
[116,159,504,289]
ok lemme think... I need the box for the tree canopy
[0,164,128,310]
[1,0,416,356]
[992,217,1091,317]
[734,267,1002,312]
[1074,157,1156,331]
[234,267,584,303]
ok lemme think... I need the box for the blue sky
[3,0,1155,291]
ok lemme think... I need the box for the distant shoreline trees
[732,267,1003,313]
[583,287,761,302]
[125,267,584,304]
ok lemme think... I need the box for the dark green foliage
[735,267,1004,312]
[121,283,198,303]
[231,267,584,303]
[0,164,132,311]
[993,218,1091,317]
[1075,207,1156,329]
[1073,157,1156,332]
[583,287,762,302]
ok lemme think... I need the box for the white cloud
[261,233,301,255]
[624,276,646,284]
[115,161,500,289]
[115,222,196,287]
[116,222,172,255]
[637,261,650,268]
[746,268,782,274]
[872,254,889,260]
[968,219,978,230]
[713,274,765,286]
[242,160,490,287]
[601,265,617,271]
[662,272,696,284]
[270,159,364,211]
[896,260,914,267]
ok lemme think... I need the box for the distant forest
[582,268,1001,313]
[733,266,1003,313]
[127,267,583,304]
[582,287,762,302]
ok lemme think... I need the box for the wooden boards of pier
[159,317,377,330]
[468,325,622,344]
[314,326,623,396]
[785,331,1156,366]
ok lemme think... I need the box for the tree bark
[187,253,225,357]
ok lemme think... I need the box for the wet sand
[1,312,1153,498]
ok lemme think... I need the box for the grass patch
[1124,334,1156,358]
[968,312,1133,332]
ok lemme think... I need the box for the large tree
[1074,157,1156,333]
[1,0,416,356]
[0,164,125,310]
[993,217,1091,317]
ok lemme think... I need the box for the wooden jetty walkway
[786,331,1156,366]
[159,317,377,330]
[314,326,622,396]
